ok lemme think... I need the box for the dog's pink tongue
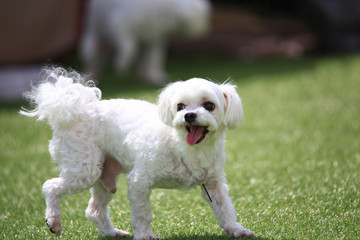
[186,126,205,146]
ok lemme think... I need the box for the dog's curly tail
[20,67,101,128]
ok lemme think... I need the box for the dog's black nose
[184,112,197,123]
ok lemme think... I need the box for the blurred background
[1,0,360,101]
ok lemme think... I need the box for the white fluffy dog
[21,68,255,239]
[80,0,211,84]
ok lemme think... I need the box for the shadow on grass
[0,100,25,111]
[162,234,269,240]
[96,70,161,99]
[97,53,320,93]
[166,53,319,84]
[98,233,270,240]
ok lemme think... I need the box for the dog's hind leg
[86,180,131,237]
[42,178,64,236]
[43,174,101,236]
[42,155,103,236]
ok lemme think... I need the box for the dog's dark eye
[177,103,185,111]
[203,101,215,111]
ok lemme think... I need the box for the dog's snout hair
[184,112,197,123]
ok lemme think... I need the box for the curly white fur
[20,68,255,239]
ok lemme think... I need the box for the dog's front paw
[224,222,255,238]
[46,216,61,236]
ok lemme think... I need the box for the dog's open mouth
[185,125,209,146]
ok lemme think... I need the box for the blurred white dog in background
[80,0,211,85]
[21,67,255,239]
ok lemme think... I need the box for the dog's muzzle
[184,112,209,146]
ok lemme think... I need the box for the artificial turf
[1,54,359,239]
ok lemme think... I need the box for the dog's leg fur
[43,138,104,236]
[127,173,159,240]
[86,180,131,237]
[202,181,255,238]
[43,176,100,236]
[42,178,64,236]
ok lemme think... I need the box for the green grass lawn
[1,54,359,239]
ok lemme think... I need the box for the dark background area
[1,0,360,64]
[1,0,360,101]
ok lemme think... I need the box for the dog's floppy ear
[157,83,176,126]
[218,83,243,129]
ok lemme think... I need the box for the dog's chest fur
[151,149,223,189]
